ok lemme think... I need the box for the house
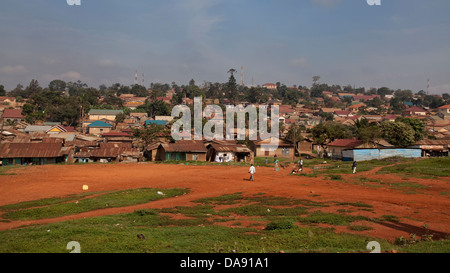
[342,148,422,162]
[0,142,72,166]
[249,137,295,158]
[101,131,133,144]
[156,140,208,161]
[1,109,25,122]
[327,139,364,160]
[88,109,123,122]
[263,83,277,90]
[408,139,450,157]
[24,125,53,134]
[145,120,167,126]
[327,139,394,160]
[296,138,316,158]
[47,125,75,134]
[403,106,427,116]
[437,105,450,118]
[348,103,366,112]
[87,120,113,136]
[205,140,253,163]
[334,110,353,118]
[88,143,141,163]
[327,138,421,161]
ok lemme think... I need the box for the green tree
[311,121,353,153]
[380,121,415,147]
[24,79,43,98]
[0,85,5,96]
[353,118,382,144]
[48,79,67,91]
[395,117,426,142]
[225,69,238,104]
[133,124,170,152]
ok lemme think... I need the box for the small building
[0,142,72,166]
[403,106,428,116]
[145,120,167,126]
[408,139,450,157]
[342,148,422,162]
[101,131,133,144]
[157,140,207,161]
[2,109,25,122]
[88,109,123,122]
[205,140,253,163]
[327,139,394,160]
[249,137,295,158]
[87,120,113,136]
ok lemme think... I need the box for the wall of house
[89,114,117,121]
[88,127,111,136]
[254,146,294,158]
[342,149,422,162]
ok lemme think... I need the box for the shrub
[265,219,294,231]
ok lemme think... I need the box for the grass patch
[1,188,189,221]
[378,157,450,177]
[299,212,368,226]
[0,191,448,253]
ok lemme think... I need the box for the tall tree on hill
[225,69,238,104]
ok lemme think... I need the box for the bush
[265,219,294,230]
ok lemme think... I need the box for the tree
[312,76,320,86]
[353,118,382,144]
[380,121,415,147]
[133,124,171,152]
[48,80,66,92]
[311,121,353,155]
[138,99,170,118]
[24,79,43,98]
[395,117,426,142]
[225,69,238,104]
[0,85,5,96]
[320,112,334,121]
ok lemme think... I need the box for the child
[352,161,357,174]
[249,164,256,181]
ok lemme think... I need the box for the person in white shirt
[249,164,256,181]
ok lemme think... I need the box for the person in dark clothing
[352,161,357,174]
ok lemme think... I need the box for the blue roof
[145,120,167,126]
[87,120,113,127]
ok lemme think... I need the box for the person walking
[352,161,357,174]
[274,159,279,171]
[249,164,256,181]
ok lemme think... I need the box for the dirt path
[0,163,449,241]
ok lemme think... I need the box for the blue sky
[1,0,449,94]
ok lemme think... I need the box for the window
[192,154,198,161]
[282,148,290,156]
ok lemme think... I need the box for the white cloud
[0,65,27,75]
[43,71,82,82]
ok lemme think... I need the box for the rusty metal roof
[161,140,207,153]
[0,143,68,158]
[209,143,252,153]
[415,140,450,145]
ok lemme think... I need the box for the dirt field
[0,162,449,242]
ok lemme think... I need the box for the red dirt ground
[0,162,449,242]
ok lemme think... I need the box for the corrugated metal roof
[161,141,207,153]
[0,143,68,158]
[415,140,450,145]
[89,109,123,115]
[327,139,364,147]
[209,143,252,153]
